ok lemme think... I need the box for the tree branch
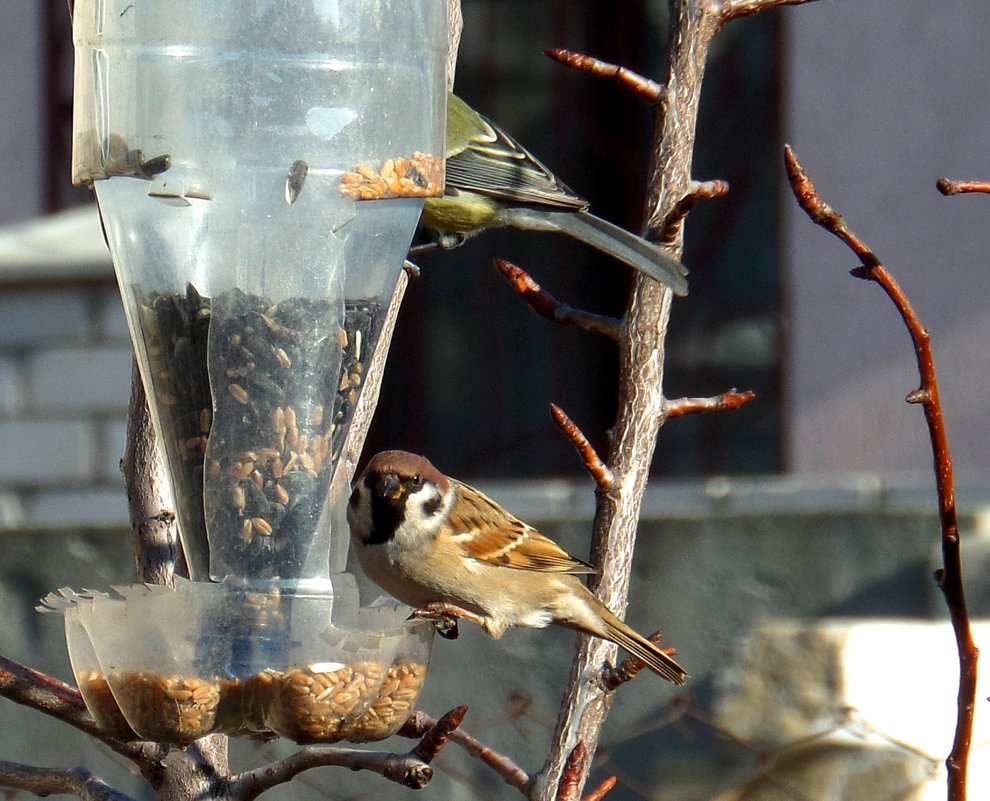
[719,0,820,23]
[399,710,532,793]
[229,709,468,799]
[582,775,617,801]
[0,762,136,801]
[0,655,149,763]
[533,2,725,797]
[123,357,182,586]
[543,49,660,102]
[936,178,990,196]
[554,743,588,801]
[493,260,621,340]
[785,144,977,801]
[663,389,755,419]
[655,180,731,246]
[550,404,614,491]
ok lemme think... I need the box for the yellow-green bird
[419,93,688,296]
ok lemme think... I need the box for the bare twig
[785,144,977,801]
[544,49,660,102]
[412,705,468,762]
[936,178,990,196]
[720,0,819,23]
[123,357,182,585]
[228,747,435,799]
[550,404,615,490]
[534,2,725,796]
[0,762,136,801]
[536,2,819,798]
[534,1,719,797]
[663,389,755,419]
[655,180,731,246]
[555,743,588,801]
[493,260,621,340]
[582,775,617,801]
[230,708,467,799]
[399,710,532,793]
[0,655,149,763]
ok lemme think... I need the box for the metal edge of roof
[0,205,113,283]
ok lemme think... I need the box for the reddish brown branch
[785,144,977,801]
[656,180,730,246]
[412,705,468,762]
[399,710,532,793]
[544,49,659,101]
[936,178,990,196]
[664,389,755,419]
[720,0,820,23]
[556,743,589,801]
[494,260,621,340]
[550,404,615,490]
[601,632,677,690]
[582,775,617,801]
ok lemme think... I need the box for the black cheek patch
[422,494,443,517]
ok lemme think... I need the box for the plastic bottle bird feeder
[59,0,448,744]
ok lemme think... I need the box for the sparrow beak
[379,474,405,500]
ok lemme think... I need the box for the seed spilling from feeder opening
[338,151,443,200]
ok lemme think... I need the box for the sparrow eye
[408,474,424,491]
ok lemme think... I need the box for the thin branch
[0,655,147,761]
[534,0,726,795]
[399,710,532,793]
[412,705,469,762]
[655,180,730,246]
[493,260,621,340]
[936,178,990,196]
[229,706,469,799]
[555,743,588,801]
[123,356,182,586]
[544,49,659,101]
[785,144,977,801]
[229,748,434,799]
[0,762,135,801]
[550,404,615,491]
[663,389,755,419]
[582,775,617,801]
[719,0,820,23]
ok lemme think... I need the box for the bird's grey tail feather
[553,211,689,296]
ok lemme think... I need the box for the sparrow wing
[448,480,596,574]
[445,95,587,211]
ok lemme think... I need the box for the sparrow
[347,450,687,685]
[415,93,689,297]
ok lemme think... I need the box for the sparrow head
[348,450,452,546]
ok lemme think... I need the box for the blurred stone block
[716,619,990,801]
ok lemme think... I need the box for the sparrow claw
[408,607,461,639]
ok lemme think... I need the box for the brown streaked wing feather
[449,481,596,574]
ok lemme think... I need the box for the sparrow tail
[595,605,688,686]
[551,210,689,297]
